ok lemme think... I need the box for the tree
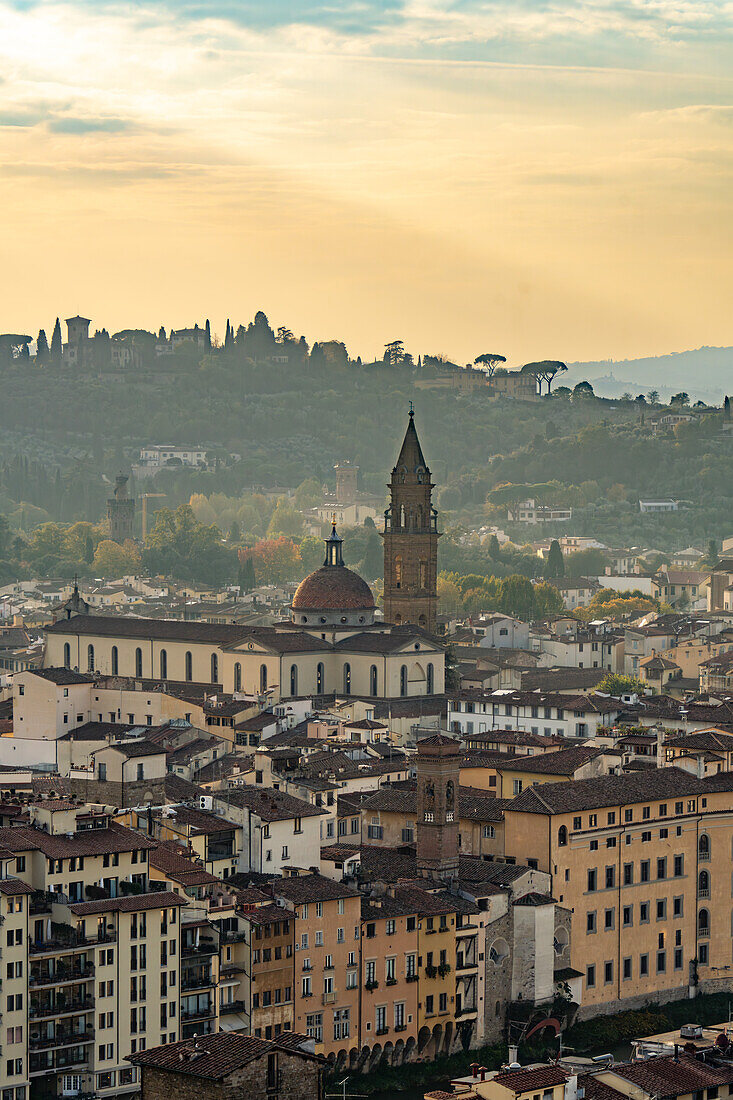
[705,539,718,568]
[523,360,568,395]
[238,556,256,593]
[92,538,142,578]
[497,575,536,619]
[437,574,463,616]
[298,535,324,574]
[204,319,211,351]
[383,340,405,366]
[247,537,301,584]
[544,539,565,579]
[293,478,323,510]
[474,353,506,378]
[725,396,731,422]
[670,392,690,407]
[36,329,49,365]
[596,672,646,696]
[50,318,62,364]
[229,520,241,544]
[647,389,660,405]
[572,380,594,399]
[487,534,502,561]
[266,499,304,538]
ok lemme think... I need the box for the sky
[0,0,731,364]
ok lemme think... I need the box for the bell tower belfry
[416,733,460,880]
[382,407,439,633]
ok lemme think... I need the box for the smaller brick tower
[334,461,359,503]
[107,475,135,543]
[416,733,461,881]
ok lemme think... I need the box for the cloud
[47,116,135,134]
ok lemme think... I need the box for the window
[604,961,613,984]
[64,642,71,668]
[400,665,407,696]
[110,645,118,674]
[623,905,632,927]
[605,866,615,889]
[640,902,650,923]
[640,954,649,977]
[587,869,597,892]
[185,651,193,681]
[641,860,650,883]
[657,857,667,880]
[674,854,684,877]
[370,665,378,696]
[427,663,434,693]
[623,957,632,980]
[623,863,633,886]
[290,664,298,696]
[160,650,167,679]
[586,965,595,988]
[604,908,615,930]
[586,911,596,934]
[343,663,351,694]
[135,647,143,677]
[558,826,568,847]
[87,644,95,672]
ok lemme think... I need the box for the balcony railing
[698,888,711,899]
[181,1005,215,1021]
[30,996,94,1019]
[221,930,247,944]
[182,940,217,958]
[30,1029,95,1051]
[30,964,94,987]
[182,972,213,992]
[220,1000,245,1014]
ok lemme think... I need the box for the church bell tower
[382,407,439,633]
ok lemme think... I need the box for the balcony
[30,1029,95,1051]
[220,1000,245,1014]
[30,891,55,915]
[406,973,418,983]
[455,958,477,973]
[182,939,217,959]
[322,991,336,1005]
[181,1005,215,1021]
[182,970,213,992]
[222,930,247,944]
[30,964,94,987]
[364,979,379,992]
[30,931,115,955]
[30,996,94,1019]
[698,888,711,899]
[30,1048,91,1075]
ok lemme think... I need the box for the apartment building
[360,894,419,1056]
[449,691,621,740]
[0,800,189,1100]
[271,874,362,1059]
[503,767,733,1016]
[247,904,295,1041]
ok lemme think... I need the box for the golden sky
[0,0,731,363]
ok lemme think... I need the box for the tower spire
[381,408,440,635]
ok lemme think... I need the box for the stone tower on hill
[107,475,135,543]
[382,408,440,633]
[416,733,460,881]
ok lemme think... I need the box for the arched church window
[64,642,71,669]
[87,644,95,673]
[234,663,242,692]
[370,665,378,696]
[160,650,167,679]
[290,664,298,696]
[400,665,408,696]
[343,663,351,694]
[211,653,218,683]
[260,664,268,693]
[185,651,193,681]
[317,663,324,693]
[427,663,434,693]
[135,647,142,678]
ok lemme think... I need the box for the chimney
[508,1045,519,1064]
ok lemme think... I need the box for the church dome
[292,566,375,612]
[291,520,376,625]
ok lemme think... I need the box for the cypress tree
[36,329,49,364]
[544,539,565,579]
[725,396,730,421]
[50,318,62,364]
[205,318,211,350]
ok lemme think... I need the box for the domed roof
[292,566,375,612]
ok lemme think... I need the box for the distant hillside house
[639,499,678,513]
[508,500,573,524]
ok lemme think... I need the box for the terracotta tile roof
[508,766,705,815]
[70,890,187,915]
[46,615,249,644]
[0,878,34,895]
[493,1065,568,1091]
[154,804,235,835]
[610,1051,733,1094]
[30,667,96,685]
[0,821,156,859]
[272,873,360,904]
[218,786,324,821]
[149,841,219,887]
[320,844,360,862]
[497,745,604,775]
[244,903,291,926]
[292,567,375,611]
[102,739,165,758]
[128,1031,321,1077]
[164,774,207,803]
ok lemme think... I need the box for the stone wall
[70,775,165,808]
[140,1051,322,1100]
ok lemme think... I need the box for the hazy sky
[0,0,731,363]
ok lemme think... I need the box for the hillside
[567,346,733,403]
